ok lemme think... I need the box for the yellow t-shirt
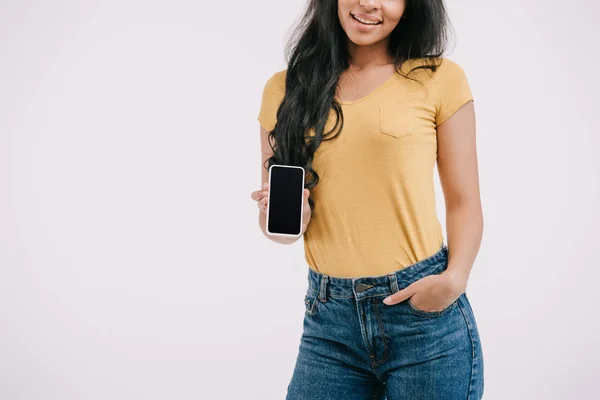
[257,58,474,278]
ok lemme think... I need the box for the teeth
[353,14,380,25]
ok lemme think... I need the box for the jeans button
[355,283,369,293]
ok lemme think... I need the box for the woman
[251,0,484,398]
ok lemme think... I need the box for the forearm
[258,211,301,245]
[442,202,484,292]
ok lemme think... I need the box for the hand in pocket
[382,272,463,312]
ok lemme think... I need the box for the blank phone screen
[268,165,304,235]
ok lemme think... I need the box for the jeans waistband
[307,243,449,302]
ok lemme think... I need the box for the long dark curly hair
[264,0,452,214]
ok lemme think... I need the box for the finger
[303,189,310,202]
[303,198,311,212]
[382,287,414,305]
[257,199,266,212]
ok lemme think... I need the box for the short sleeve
[434,58,474,126]
[257,70,286,132]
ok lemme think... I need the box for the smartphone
[265,164,306,237]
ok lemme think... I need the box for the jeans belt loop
[388,272,400,294]
[318,274,329,302]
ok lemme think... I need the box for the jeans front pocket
[406,295,459,318]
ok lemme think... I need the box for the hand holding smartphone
[264,164,309,237]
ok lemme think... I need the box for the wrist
[442,268,469,294]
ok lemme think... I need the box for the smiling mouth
[351,13,382,25]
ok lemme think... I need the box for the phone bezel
[265,164,306,238]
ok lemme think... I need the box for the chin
[349,39,371,46]
[347,35,381,46]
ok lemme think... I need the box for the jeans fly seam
[355,299,373,355]
[354,299,385,383]
[371,298,389,367]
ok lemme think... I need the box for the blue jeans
[286,243,484,400]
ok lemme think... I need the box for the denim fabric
[286,243,484,400]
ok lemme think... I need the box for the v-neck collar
[335,71,398,106]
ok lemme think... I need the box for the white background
[1,0,599,399]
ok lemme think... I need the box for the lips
[351,12,382,24]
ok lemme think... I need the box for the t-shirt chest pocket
[378,104,418,139]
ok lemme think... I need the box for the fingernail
[383,297,392,305]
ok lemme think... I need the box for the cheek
[337,6,352,29]
[381,12,403,31]
[383,18,401,33]
[338,0,353,14]
[383,2,406,24]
